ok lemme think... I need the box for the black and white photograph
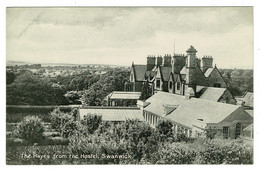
[3,2,258,166]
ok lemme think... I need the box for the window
[235,123,242,139]
[213,83,221,88]
[156,79,160,88]
[223,126,229,139]
[130,74,134,82]
[177,82,180,90]
[169,81,173,89]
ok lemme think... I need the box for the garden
[6,107,253,165]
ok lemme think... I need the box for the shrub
[156,120,175,142]
[81,114,102,134]
[68,132,126,164]
[50,108,81,138]
[176,132,189,142]
[14,116,45,144]
[196,138,253,164]
[205,129,217,139]
[112,120,160,162]
[155,143,197,164]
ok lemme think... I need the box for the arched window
[235,122,242,139]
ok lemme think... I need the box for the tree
[6,71,15,85]
[6,72,68,105]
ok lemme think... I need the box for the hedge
[6,105,74,123]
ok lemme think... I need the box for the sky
[6,7,253,69]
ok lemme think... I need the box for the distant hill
[6,60,127,68]
[6,60,31,66]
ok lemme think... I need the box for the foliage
[6,106,73,123]
[220,69,253,96]
[50,108,81,138]
[80,114,102,134]
[64,91,83,104]
[6,145,71,165]
[205,129,217,139]
[81,68,129,106]
[156,120,175,142]
[6,72,69,105]
[14,116,46,144]
[196,138,253,164]
[155,143,197,164]
[6,70,16,85]
[68,132,126,164]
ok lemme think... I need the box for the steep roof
[107,91,141,100]
[245,110,253,117]
[160,66,172,81]
[204,68,214,77]
[165,98,241,129]
[133,65,147,81]
[144,92,186,117]
[199,87,227,102]
[79,107,143,121]
[243,92,253,107]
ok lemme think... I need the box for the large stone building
[124,45,235,105]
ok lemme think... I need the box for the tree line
[6,67,129,105]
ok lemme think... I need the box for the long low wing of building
[79,106,144,122]
[142,91,253,139]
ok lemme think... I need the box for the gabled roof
[169,72,179,82]
[132,64,147,81]
[199,87,227,102]
[107,91,141,100]
[204,67,214,77]
[79,107,144,121]
[165,98,241,129]
[160,66,172,81]
[144,92,186,117]
[145,70,156,79]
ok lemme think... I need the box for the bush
[155,143,197,164]
[14,116,46,144]
[156,120,175,142]
[68,132,126,164]
[50,108,81,138]
[196,138,253,164]
[81,114,102,134]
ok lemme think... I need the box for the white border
[1,0,259,170]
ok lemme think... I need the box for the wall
[207,68,227,88]
[207,107,253,139]
[133,82,143,92]
[218,90,237,105]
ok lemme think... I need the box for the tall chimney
[202,56,213,72]
[147,55,156,71]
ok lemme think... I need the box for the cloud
[6,7,253,69]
